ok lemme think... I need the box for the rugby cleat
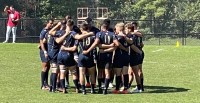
[82,90,86,95]
[85,83,91,88]
[109,83,114,88]
[131,88,142,93]
[121,90,129,94]
[103,90,108,95]
[91,90,96,94]
[112,89,120,94]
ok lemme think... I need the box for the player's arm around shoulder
[134,30,143,37]
[99,46,117,53]
[55,27,71,44]
[121,33,133,45]
[98,43,115,49]
[82,37,100,55]
[113,33,119,47]
[60,45,77,52]
[118,42,129,52]
[73,32,94,40]
[49,22,62,36]
[61,39,78,52]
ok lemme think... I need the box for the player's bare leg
[79,67,86,94]
[138,64,144,91]
[121,66,129,94]
[113,68,122,94]
[49,63,58,92]
[97,69,104,94]
[88,66,96,94]
[131,65,142,93]
[59,65,67,93]
[128,66,134,89]
[41,62,50,90]
[103,63,110,95]
[69,65,80,93]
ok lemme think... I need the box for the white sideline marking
[152,49,164,52]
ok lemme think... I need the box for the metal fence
[0,18,200,45]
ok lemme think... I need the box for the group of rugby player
[39,15,144,95]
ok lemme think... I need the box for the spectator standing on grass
[3,5,20,43]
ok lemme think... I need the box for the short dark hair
[101,22,109,30]
[125,23,134,31]
[10,5,14,8]
[67,19,74,26]
[103,19,111,25]
[80,22,89,31]
[85,17,92,23]
[48,19,54,23]
[132,21,138,27]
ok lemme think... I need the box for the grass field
[0,43,200,103]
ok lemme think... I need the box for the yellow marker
[176,41,180,47]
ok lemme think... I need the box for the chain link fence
[0,18,200,45]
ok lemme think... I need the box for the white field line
[152,49,164,52]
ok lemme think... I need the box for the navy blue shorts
[78,54,95,68]
[97,52,113,69]
[113,52,129,68]
[57,51,76,67]
[39,49,48,63]
[129,53,142,66]
[138,51,144,64]
[48,49,59,64]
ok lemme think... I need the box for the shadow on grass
[144,85,190,93]
[66,85,190,94]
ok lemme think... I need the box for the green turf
[0,43,200,103]
[143,37,200,46]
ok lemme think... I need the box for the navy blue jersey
[115,35,130,54]
[48,30,65,52]
[96,31,116,46]
[133,35,143,49]
[108,28,114,32]
[39,28,48,40]
[61,31,78,53]
[130,34,143,55]
[79,35,95,56]
[39,28,49,50]
[72,25,80,55]
[90,26,100,35]
[138,36,143,49]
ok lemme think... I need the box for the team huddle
[39,16,144,95]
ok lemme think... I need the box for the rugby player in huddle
[39,19,54,90]
[83,21,119,94]
[112,22,130,94]
[130,21,145,92]
[38,17,145,94]
[84,18,100,88]
[78,23,96,94]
